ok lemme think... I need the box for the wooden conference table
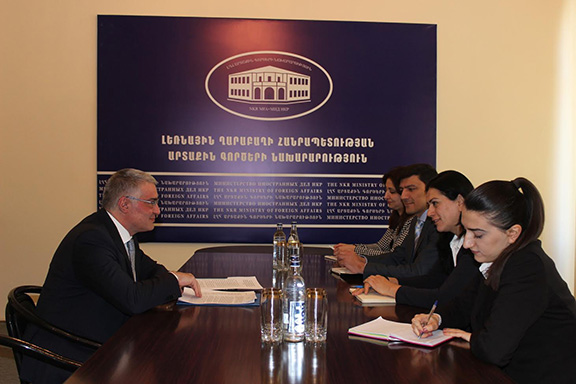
[66,246,513,384]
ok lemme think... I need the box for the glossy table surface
[66,246,513,383]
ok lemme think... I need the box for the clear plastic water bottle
[272,223,286,270]
[283,254,306,342]
[287,222,302,272]
[289,221,300,244]
[272,269,285,290]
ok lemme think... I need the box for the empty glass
[261,288,283,343]
[305,288,328,342]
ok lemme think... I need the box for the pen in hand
[418,300,438,339]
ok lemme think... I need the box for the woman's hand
[360,275,400,297]
[411,313,440,338]
[442,328,471,342]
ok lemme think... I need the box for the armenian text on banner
[97,16,437,243]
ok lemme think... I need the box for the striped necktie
[126,239,137,281]
[414,218,424,247]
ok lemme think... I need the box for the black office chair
[5,285,101,380]
[0,334,81,373]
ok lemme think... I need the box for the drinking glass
[261,288,283,343]
[305,288,328,342]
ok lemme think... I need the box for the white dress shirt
[449,235,464,266]
[106,210,132,254]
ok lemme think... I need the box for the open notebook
[348,316,453,347]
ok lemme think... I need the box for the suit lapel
[96,209,133,275]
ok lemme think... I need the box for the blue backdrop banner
[97,16,437,244]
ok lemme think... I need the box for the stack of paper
[331,266,354,275]
[349,288,396,304]
[330,267,364,285]
[178,276,262,306]
[348,316,453,347]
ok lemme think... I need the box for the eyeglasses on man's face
[125,196,160,206]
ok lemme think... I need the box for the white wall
[1,0,575,319]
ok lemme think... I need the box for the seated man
[336,164,446,282]
[22,168,201,384]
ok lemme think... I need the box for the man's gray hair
[101,168,157,210]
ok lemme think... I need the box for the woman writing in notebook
[412,178,576,383]
[354,170,482,309]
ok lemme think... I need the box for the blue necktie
[126,239,137,281]
[414,219,424,247]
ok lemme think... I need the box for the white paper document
[180,288,257,305]
[197,276,263,291]
[178,276,262,306]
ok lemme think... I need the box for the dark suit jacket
[22,209,182,383]
[440,241,576,383]
[395,247,482,309]
[363,217,446,282]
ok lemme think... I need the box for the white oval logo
[205,51,333,121]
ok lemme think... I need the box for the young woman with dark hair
[380,166,411,234]
[334,166,414,258]
[354,170,482,308]
[412,178,576,383]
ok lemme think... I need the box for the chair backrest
[6,285,101,376]
[6,286,40,339]
[5,285,42,374]
[0,334,81,383]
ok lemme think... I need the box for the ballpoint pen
[418,300,438,339]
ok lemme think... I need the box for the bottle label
[288,301,305,333]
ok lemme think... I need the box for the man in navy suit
[336,164,445,281]
[22,169,202,383]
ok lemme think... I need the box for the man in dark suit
[336,164,446,281]
[21,169,202,383]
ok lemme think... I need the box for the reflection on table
[65,246,513,384]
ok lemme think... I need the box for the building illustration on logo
[228,65,311,104]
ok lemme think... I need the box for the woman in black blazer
[354,170,482,309]
[413,178,576,383]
